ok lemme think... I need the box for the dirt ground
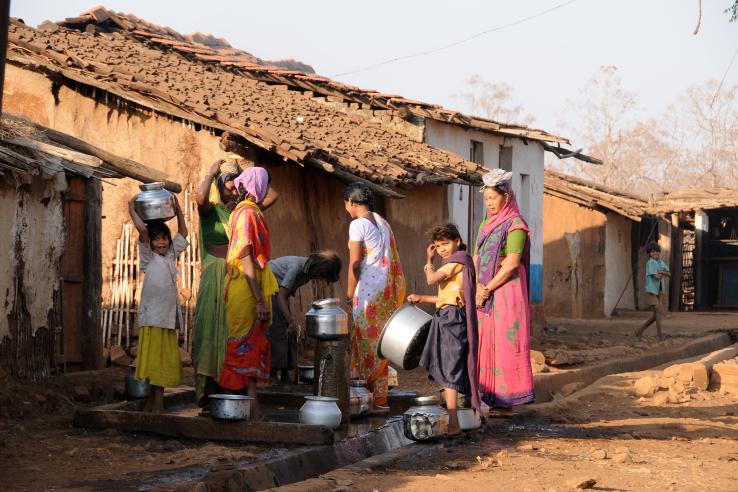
[300,362,738,492]
[1,312,736,491]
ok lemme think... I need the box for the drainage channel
[138,416,411,491]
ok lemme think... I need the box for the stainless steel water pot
[305,298,348,339]
[133,182,176,222]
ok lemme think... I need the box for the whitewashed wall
[424,119,545,303]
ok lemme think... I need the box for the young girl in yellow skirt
[128,194,188,413]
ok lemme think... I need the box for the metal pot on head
[305,298,348,340]
[209,394,253,421]
[378,304,433,370]
[133,182,176,222]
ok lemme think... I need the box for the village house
[542,170,651,319]
[0,116,176,379]
[650,188,738,312]
[542,170,738,319]
[4,7,576,361]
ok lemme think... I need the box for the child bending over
[407,223,480,435]
[128,194,188,413]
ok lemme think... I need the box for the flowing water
[317,356,328,396]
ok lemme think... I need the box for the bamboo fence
[101,186,200,352]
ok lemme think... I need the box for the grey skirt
[419,306,468,393]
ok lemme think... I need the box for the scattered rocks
[110,345,132,366]
[518,443,537,451]
[566,478,597,490]
[560,382,586,397]
[545,350,584,367]
[634,376,659,397]
[652,391,670,405]
[71,385,91,403]
[679,363,710,390]
[591,449,607,460]
[612,452,632,464]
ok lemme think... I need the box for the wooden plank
[82,178,103,370]
[73,408,335,445]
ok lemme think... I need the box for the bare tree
[454,75,535,125]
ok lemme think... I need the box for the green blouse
[504,229,526,256]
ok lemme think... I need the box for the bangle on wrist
[424,263,435,272]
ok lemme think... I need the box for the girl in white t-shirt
[128,195,188,413]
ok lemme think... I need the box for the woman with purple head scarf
[216,166,278,420]
[473,169,534,415]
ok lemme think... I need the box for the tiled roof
[544,170,649,222]
[8,15,492,194]
[56,8,568,146]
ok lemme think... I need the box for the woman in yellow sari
[219,167,278,420]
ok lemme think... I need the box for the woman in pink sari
[474,169,534,412]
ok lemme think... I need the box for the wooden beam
[2,136,103,168]
[3,115,182,193]
[306,157,405,199]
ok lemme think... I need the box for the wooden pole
[0,0,10,116]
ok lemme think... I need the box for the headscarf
[475,170,529,314]
[233,167,269,204]
[443,250,480,412]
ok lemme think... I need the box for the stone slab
[73,408,334,445]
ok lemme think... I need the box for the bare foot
[447,423,462,436]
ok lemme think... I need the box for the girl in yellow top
[407,224,480,435]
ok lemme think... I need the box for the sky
[11,0,738,136]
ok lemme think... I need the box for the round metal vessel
[133,182,176,222]
[350,380,373,415]
[209,394,253,421]
[377,304,432,370]
[124,366,150,399]
[297,364,315,384]
[299,395,342,429]
[403,395,449,441]
[457,408,482,430]
[305,298,348,340]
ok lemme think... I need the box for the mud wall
[4,65,446,344]
[0,176,65,379]
[543,194,607,318]
[604,214,636,315]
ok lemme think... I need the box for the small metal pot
[403,395,449,441]
[124,366,150,399]
[351,380,373,415]
[457,408,481,431]
[349,390,362,418]
[133,182,176,222]
[297,364,315,384]
[299,395,342,429]
[305,298,348,340]
[209,394,253,421]
[378,304,433,370]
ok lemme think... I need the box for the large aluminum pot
[403,395,449,441]
[133,182,176,222]
[305,298,348,340]
[299,395,342,429]
[209,394,253,421]
[377,304,432,370]
[125,365,150,399]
